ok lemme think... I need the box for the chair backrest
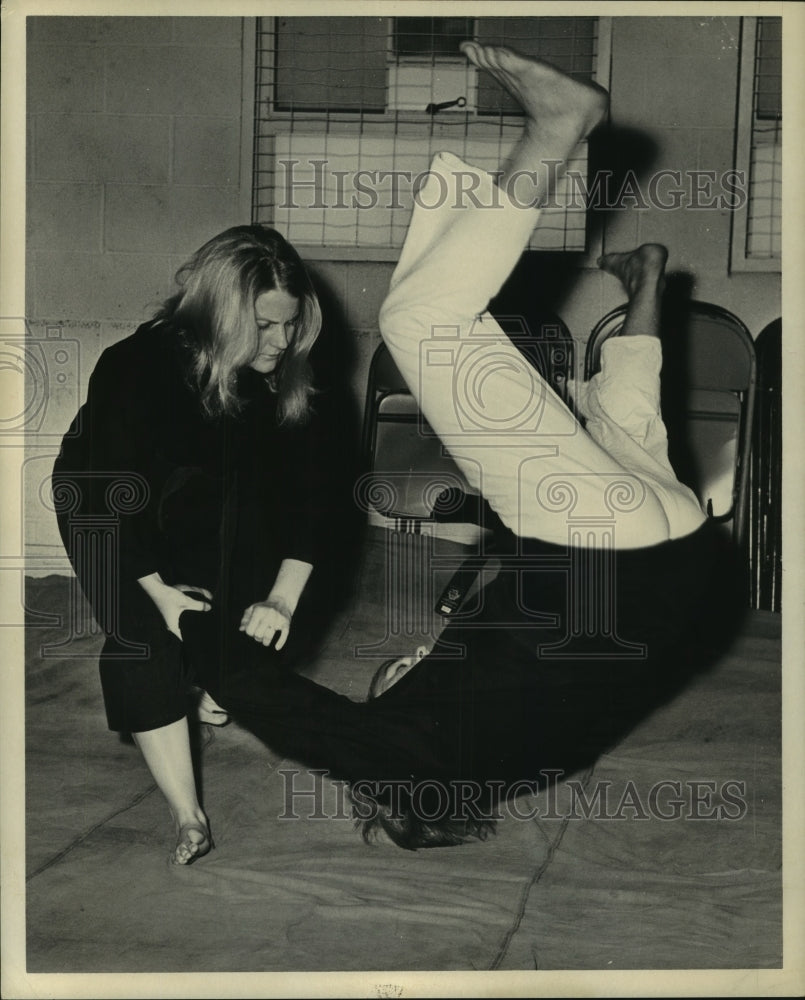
[748,318,781,611]
[493,313,575,407]
[361,340,472,519]
[585,300,757,543]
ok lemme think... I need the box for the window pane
[476,17,597,115]
[257,16,600,253]
[754,17,781,120]
[393,17,474,59]
[274,16,387,112]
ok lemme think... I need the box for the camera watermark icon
[418,317,577,446]
[0,315,85,627]
[0,317,82,447]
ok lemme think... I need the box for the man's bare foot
[171,816,213,866]
[597,243,669,299]
[460,41,608,151]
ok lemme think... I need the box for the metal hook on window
[425,96,467,115]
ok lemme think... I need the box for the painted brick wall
[24,16,248,564]
[27,16,245,354]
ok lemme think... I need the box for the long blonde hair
[156,225,321,424]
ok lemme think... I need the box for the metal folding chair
[360,339,478,527]
[747,318,781,611]
[361,312,576,615]
[585,300,757,545]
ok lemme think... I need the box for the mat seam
[488,763,596,970]
[26,784,160,883]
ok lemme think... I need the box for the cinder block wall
[25,16,249,561]
[24,15,782,565]
[23,16,386,563]
[26,16,246,365]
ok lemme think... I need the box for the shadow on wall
[498,123,662,328]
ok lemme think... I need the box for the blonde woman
[53,226,325,864]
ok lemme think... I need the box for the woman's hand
[239,597,292,650]
[239,560,312,650]
[138,573,213,639]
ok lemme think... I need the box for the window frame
[729,16,782,275]
[245,16,612,263]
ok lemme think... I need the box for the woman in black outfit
[53,225,326,864]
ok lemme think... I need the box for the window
[394,17,474,60]
[731,16,782,272]
[252,17,607,259]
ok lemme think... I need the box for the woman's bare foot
[598,243,669,298]
[190,686,229,727]
[460,40,608,178]
[171,814,213,866]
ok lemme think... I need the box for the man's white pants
[379,152,705,551]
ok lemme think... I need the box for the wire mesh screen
[253,17,600,255]
[745,16,781,260]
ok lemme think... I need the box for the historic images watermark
[278,159,747,213]
[277,768,749,824]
